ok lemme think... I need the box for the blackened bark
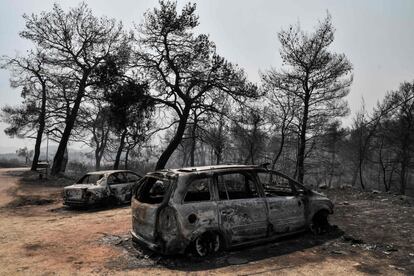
[271,126,286,171]
[215,117,224,165]
[93,120,109,170]
[114,129,127,170]
[95,150,102,170]
[297,92,310,184]
[31,81,47,171]
[51,80,86,175]
[358,159,365,190]
[358,125,366,190]
[400,161,407,195]
[190,113,198,167]
[399,116,411,194]
[400,140,409,195]
[378,138,389,191]
[124,148,130,170]
[216,151,222,165]
[156,107,191,170]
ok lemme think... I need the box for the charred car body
[63,170,141,207]
[131,165,334,257]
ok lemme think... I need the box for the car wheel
[193,232,221,257]
[310,210,330,235]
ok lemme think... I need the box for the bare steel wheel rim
[212,234,220,252]
[310,211,329,234]
[195,236,208,257]
[310,221,321,234]
[194,233,220,257]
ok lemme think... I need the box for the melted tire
[192,232,221,257]
[310,210,330,235]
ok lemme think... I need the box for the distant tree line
[1,1,413,195]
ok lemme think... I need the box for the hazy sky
[0,0,413,153]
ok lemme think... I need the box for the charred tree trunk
[215,113,225,165]
[400,149,409,195]
[271,126,286,171]
[358,126,366,190]
[114,129,127,170]
[216,149,222,165]
[156,107,191,170]
[328,147,336,188]
[297,92,310,184]
[399,117,411,194]
[51,80,86,175]
[31,81,47,171]
[250,145,255,164]
[95,150,102,171]
[124,148,130,170]
[180,144,188,167]
[190,113,198,166]
[358,159,365,190]
[378,138,389,191]
[62,147,68,172]
[93,117,110,171]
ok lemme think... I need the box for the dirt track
[0,168,412,275]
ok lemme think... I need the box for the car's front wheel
[192,232,221,257]
[310,210,330,235]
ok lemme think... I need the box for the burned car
[63,170,141,207]
[131,165,333,257]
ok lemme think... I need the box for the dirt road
[0,168,412,275]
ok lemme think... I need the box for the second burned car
[63,170,141,207]
[131,165,334,257]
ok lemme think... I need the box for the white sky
[0,0,413,153]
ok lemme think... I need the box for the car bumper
[130,230,162,252]
[63,199,90,207]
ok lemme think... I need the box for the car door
[257,171,306,233]
[125,172,141,201]
[173,174,219,236]
[107,172,129,202]
[216,171,268,244]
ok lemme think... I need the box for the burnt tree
[135,1,256,170]
[20,3,127,175]
[267,14,352,183]
[1,51,49,171]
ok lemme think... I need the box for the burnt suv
[131,165,333,257]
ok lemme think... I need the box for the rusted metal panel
[266,196,306,232]
[175,202,218,233]
[131,199,159,241]
[63,170,140,207]
[218,198,268,243]
[130,165,334,255]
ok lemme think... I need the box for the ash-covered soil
[0,168,413,275]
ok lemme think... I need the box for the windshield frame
[76,174,105,185]
[135,175,173,205]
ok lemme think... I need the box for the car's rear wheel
[193,232,221,257]
[310,210,330,235]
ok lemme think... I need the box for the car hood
[311,190,328,198]
[309,190,334,210]
[64,184,103,190]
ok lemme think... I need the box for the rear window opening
[136,176,170,204]
[77,174,104,184]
